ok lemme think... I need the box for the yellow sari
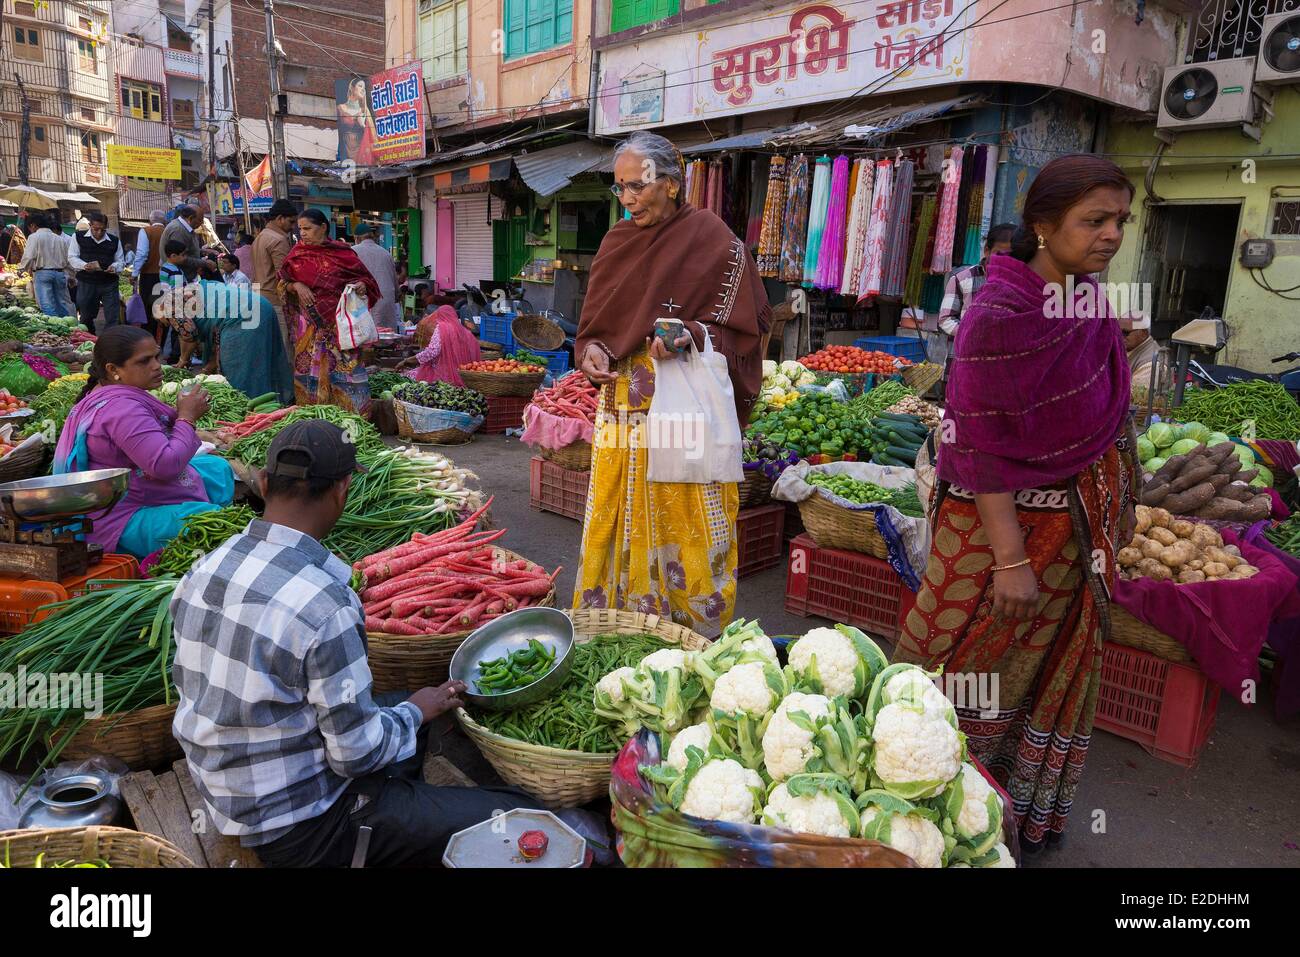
[572,348,738,639]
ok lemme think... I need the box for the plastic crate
[784,533,916,641]
[482,394,530,434]
[0,580,69,635]
[855,335,927,364]
[534,349,570,378]
[1094,641,1220,768]
[529,456,590,521]
[479,314,516,351]
[61,554,141,597]
[736,504,785,578]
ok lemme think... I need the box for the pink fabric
[521,402,594,449]
[814,155,850,291]
[408,306,479,386]
[931,146,963,274]
[1239,524,1300,717]
[840,159,874,296]
[858,159,893,300]
[1112,531,1300,698]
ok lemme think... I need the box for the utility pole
[206,0,218,228]
[14,74,31,186]
[263,0,289,197]
[225,41,252,235]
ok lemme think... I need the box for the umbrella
[0,184,58,210]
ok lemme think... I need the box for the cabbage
[1233,445,1256,468]
[1144,457,1166,472]
[1251,465,1274,488]
[1169,438,1202,457]
[1206,432,1231,446]
[1178,421,1212,444]
[1146,422,1176,449]
[1136,437,1156,462]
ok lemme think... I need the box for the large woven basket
[511,313,564,352]
[394,398,477,446]
[0,825,195,868]
[460,367,547,397]
[902,362,943,396]
[367,547,555,693]
[0,440,48,483]
[738,467,773,508]
[539,439,592,472]
[456,608,712,808]
[797,492,889,558]
[1108,606,1194,664]
[51,701,183,770]
[479,340,505,360]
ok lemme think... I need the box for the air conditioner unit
[1256,11,1300,85]
[1156,58,1261,133]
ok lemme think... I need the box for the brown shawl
[577,203,771,426]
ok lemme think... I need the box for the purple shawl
[937,254,1131,493]
[54,385,207,552]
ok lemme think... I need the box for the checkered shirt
[938,263,986,338]
[171,520,420,845]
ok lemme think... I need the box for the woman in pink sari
[397,305,480,387]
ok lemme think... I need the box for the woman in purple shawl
[53,327,235,560]
[894,156,1140,854]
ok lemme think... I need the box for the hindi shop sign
[106,145,182,180]
[595,0,974,134]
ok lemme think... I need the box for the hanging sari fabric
[858,159,894,300]
[962,145,989,264]
[951,144,977,266]
[746,156,770,248]
[904,193,937,306]
[840,159,874,296]
[802,156,832,286]
[814,155,851,291]
[779,154,810,284]
[930,146,964,274]
[881,159,914,297]
[705,159,723,215]
[757,156,787,277]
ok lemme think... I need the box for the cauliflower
[859,802,947,868]
[739,633,778,664]
[710,658,783,772]
[595,666,636,705]
[870,703,964,799]
[645,749,764,824]
[882,667,951,716]
[762,360,777,379]
[622,646,704,734]
[761,692,830,780]
[941,763,1004,853]
[692,618,777,692]
[711,661,779,716]
[771,373,791,390]
[786,624,886,700]
[641,648,689,673]
[761,774,860,838]
[666,722,714,771]
[984,843,1015,868]
[593,666,645,739]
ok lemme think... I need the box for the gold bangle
[991,558,1031,573]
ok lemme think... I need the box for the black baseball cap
[265,420,368,481]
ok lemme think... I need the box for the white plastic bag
[646,330,744,485]
[335,281,379,352]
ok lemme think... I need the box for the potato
[1189,524,1222,550]
[1134,505,1153,535]
[1136,558,1173,581]
[1118,546,1142,568]
[1141,539,1165,560]
[1177,568,1207,584]
[1223,545,1242,558]
[1148,527,1177,547]
[1159,540,1197,569]
[1187,558,1205,571]
[1203,561,1229,578]
[1149,507,1172,528]
[1170,519,1196,539]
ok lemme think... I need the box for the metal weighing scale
[1169,314,1228,407]
[0,469,129,581]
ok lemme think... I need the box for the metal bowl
[450,607,575,712]
[0,468,131,522]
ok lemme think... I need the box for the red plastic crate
[1094,641,1220,768]
[61,554,140,597]
[529,456,590,521]
[784,533,915,641]
[481,394,530,434]
[0,580,69,635]
[736,504,784,578]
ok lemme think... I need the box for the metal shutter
[449,194,499,289]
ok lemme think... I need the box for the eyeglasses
[610,176,664,198]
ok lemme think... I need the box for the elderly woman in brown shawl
[572,131,770,638]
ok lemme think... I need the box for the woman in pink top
[398,305,481,387]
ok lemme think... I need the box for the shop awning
[513,141,615,197]
[842,95,982,142]
[47,191,102,204]
[682,125,814,154]
[429,159,513,193]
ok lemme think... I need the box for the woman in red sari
[278,209,381,415]
[893,155,1139,853]
[397,305,481,387]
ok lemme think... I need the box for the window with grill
[121,80,164,121]
[14,26,43,61]
[29,125,50,158]
[81,107,97,122]
[14,2,35,18]
[504,0,572,60]
[167,22,193,52]
[78,39,98,72]
[80,131,102,164]
[610,0,678,34]
[171,98,195,127]
[419,0,468,81]
[1185,0,1297,64]
[1270,199,1300,237]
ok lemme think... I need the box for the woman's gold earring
[1037,234,1046,250]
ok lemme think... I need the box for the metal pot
[19,773,122,829]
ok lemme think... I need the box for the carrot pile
[215,405,295,441]
[530,371,598,425]
[357,500,560,636]
[461,359,545,373]
[799,345,912,374]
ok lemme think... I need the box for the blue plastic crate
[534,349,570,378]
[479,313,516,351]
[855,335,927,362]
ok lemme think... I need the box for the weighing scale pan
[0,468,131,522]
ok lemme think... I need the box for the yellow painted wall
[1106,85,1300,372]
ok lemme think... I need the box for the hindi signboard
[106,144,182,179]
[595,0,974,134]
[336,61,427,167]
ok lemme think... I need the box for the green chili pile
[1264,516,1300,558]
[475,639,557,694]
[1176,381,1300,441]
[149,505,257,577]
[470,633,671,753]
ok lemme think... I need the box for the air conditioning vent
[1256,12,1300,85]
[1157,57,1261,133]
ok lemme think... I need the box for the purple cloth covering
[938,255,1132,493]
[1240,523,1300,718]
[1112,531,1300,710]
[54,385,209,553]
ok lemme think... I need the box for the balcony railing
[1186,0,1300,63]
[164,47,202,77]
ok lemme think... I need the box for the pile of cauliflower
[595,619,1013,868]
[753,360,818,415]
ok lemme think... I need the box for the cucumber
[245,392,279,407]
[875,412,923,426]
[886,445,918,464]
[875,452,907,467]
[887,430,924,449]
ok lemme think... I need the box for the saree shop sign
[336,62,428,167]
[595,0,975,134]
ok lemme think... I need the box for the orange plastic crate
[61,554,140,597]
[0,580,70,635]
[529,456,590,521]
[482,394,530,434]
[1094,641,1220,768]
[784,533,916,641]
[736,504,785,578]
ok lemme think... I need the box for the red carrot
[490,578,556,598]
[380,618,425,635]
[367,530,507,583]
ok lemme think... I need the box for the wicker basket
[52,701,183,770]
[393,398,478,445]
[738,467,773,507]
[460,367,547,397]
[1108,606,1194,664]
[0,440,48,483]
[367,547,555,693]
[456,608,712,808]
[479,340,505,360]
[511,313,565,352]
[0,825,195,868]
[902,362,943,396]
[539,440,592,472]
[797,491,889,558]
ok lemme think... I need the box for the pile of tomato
[798,345,911,375]
[460,359,545,374]
[0,390,28,415]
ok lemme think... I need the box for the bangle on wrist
[992,558,1031,573]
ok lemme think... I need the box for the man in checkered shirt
[937,224,1016,388]
[171,420,537,866]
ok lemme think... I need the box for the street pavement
[438,431,1300,868]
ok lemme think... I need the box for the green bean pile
[368,369,409,396]
[1264,516,1300,558]
[223,405,386,467]
[157,381,249,430]
[890,481,925,518]
[848,379,914,421]
[0,579,179,790]
[470,633,672,753]
[1176,381,1300,441]
[149,505,257,577]
[20,375,86,438]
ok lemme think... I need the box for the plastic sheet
[394,398,483,436]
